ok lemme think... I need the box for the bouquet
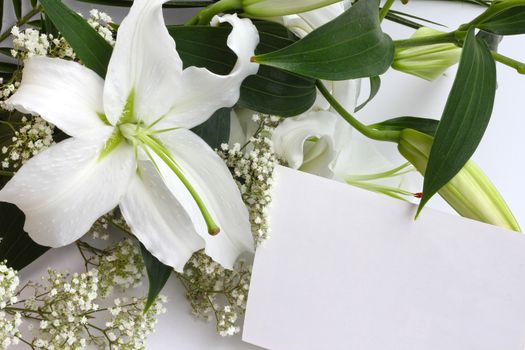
[0,0,523,348]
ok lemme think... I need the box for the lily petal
[103,0,183,125]
[299,136,335,178]
[156,129,254,269]
[159,14,259,130]
[0,133,135,247]
[120,161,204,272]
[6,57,107,138]
[272,110,345,177]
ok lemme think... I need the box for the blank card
[243,166,525,350]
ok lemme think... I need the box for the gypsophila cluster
[89,211,115,241]
[0,82,19,101]
[1,116,54,170]
[10,10,114,62]
[0,237,164,349]
[218,114,281,244]
[97,239,145,298]
[88,9,115,46]
[11,26,74,60]
[0,262,21,349]
[176,251,251,337]
[104,296,167,349]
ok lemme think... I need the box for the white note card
[243,166,525,350]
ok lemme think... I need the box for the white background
[2,0,524,349]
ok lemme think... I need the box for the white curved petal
[103,0,183,125]
[155,129,254,269]
[158,14,259,130]
[296,2,345,32]
[6,57,107,138]
[272,111,346,177]
[331,79,361,113]
[299,136,336,178]
[0,132,135,247]
[120,161,204,272]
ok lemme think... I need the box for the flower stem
[394,31,463,48]
[0,5,43,43]
[185,0,242,25]
[0,170,14,177]
[138,133,221,236]
[379,0,396,22]
[491,51,525,74]
[316,81,401,142]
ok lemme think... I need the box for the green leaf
[168,21,316,117]
[0,116,50,270]
[141,244,172,312]
[254,0,395,80]
[0,0,4,32]
[0,62,17,73]
[40,0,113,77]
[355,76,381,112]
[0,203,49,270]
[192,108,231,149]
[371,116,439,136]
[477,6,525,35]
[418,29,496,215]
[12,0,21,19]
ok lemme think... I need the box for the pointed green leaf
[477,6,525,35]
[0,0,4,32]
[168,21,316,117]
[40,0,113,77]
[418,29,496,215]
[12,0,21,19]
[0,116,50,269]
[192,108,231,149]
[355,76,381,112]
[0,62,17,73]
[141,244,172,312]
[0,203,49,270]
[371,116,439,136]
[42,12,59,37]
[254,0,395,80]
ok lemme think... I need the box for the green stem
[186,0,242,25]
[0,5,43,43]
[0,170,14,177]
[138,134,221,235]
[491,51,525,74]
[316,81,401,142]
[379,0,396,22]
[394,31,463,48]
[460,0,525,30]
[346,162,413,182]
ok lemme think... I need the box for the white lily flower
[272,111,350,178]
[0,0,259,271]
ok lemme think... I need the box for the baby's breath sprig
[0,237,165,350]
[218,114,282,245]
[0,116,54,171]
[176,251,251,337]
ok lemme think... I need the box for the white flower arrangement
[0,0,524,348]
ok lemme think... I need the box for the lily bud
[242,0,342,17]
[392,27,462,81]
[398,129,521,232]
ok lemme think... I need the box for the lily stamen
[121,124,221,236]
